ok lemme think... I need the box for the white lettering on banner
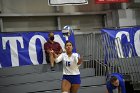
[2,37,24,66]
[115,31,130,58]
[1,34,66,67]
[29,35,47,65]
[134,30,140,56]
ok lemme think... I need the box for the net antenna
[48,0,88,6]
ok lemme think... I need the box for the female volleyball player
[51,41,82,93]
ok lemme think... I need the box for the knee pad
[62,92,68,93]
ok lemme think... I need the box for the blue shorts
[62,75,81,84]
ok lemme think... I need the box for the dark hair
[65,40,73,47]
[110,76,118,83]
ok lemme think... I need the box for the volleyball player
[51,40,82,93]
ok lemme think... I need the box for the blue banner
[101,27,140,60]
[0,31,76,68]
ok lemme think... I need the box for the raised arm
[54,52,63,63]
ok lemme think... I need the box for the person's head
[110,76,119,87]
[48,32,54,41]
[65,41,73,54]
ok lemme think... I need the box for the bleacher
[0,63,106,93]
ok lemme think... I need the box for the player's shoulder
[72,52,78,55]
[72,52,80,57]
[62,52,67,56]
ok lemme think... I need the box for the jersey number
[66,61,71,67]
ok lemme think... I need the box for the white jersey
[55,53,80,75]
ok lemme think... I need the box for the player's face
[65,42,73,53]
[112,79,119,87]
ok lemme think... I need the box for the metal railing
[102,33,140,85]
[75,32,140,85]
[75,33,107,76]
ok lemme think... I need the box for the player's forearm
[77,56,82,65]
[54,53,62,63]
